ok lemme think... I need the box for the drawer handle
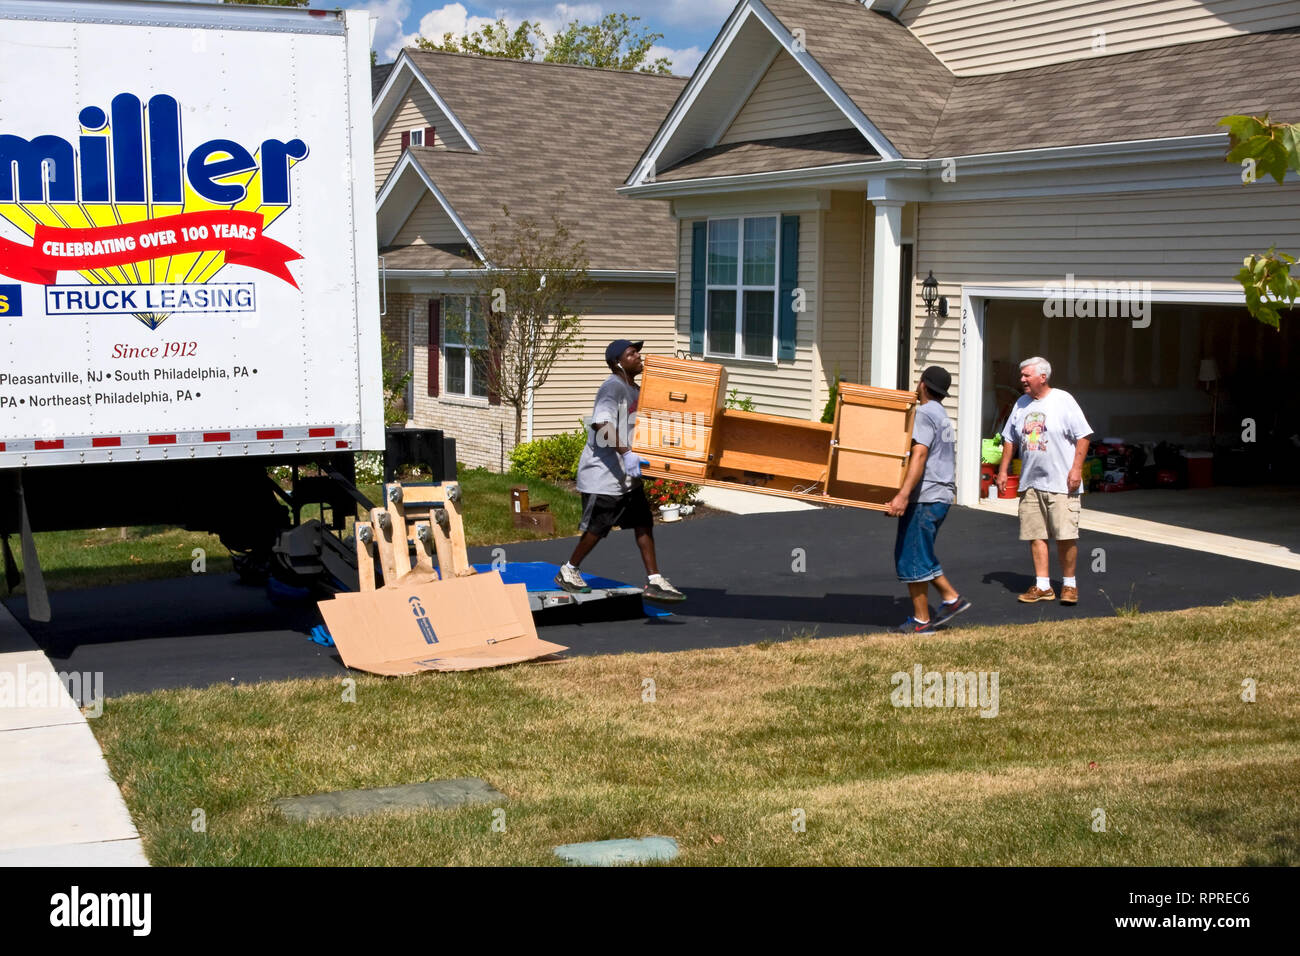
[668,391,688,402]
[662,437,681,447]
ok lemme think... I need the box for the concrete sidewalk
[0,603,147,866]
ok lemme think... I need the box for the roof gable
[372,52,481,152]
[627,0,950,184]
[375,52,687,273]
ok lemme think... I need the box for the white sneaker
[554,564,590,593]
[644,573,686,603]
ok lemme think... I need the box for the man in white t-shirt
[997,356,1093,606]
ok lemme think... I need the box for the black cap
[605,339,644,368]
[921,365,951,400]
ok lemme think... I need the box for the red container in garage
[980,464,996,497]
[998,475,1019,498]
[1183,451,1213,488]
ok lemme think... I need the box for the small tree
[471,205,593,446]
[1220,114,1300,327]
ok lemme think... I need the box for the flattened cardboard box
[318,572,567,674]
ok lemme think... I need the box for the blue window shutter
[690,221,707,354]
[778,214,799,360]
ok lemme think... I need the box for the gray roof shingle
[658,0,1300,177]
[385,51,687,272]
[658,129,877,180]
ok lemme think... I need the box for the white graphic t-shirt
[1001,388,1093,495]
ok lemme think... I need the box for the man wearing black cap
[885,365,971,632]
[554,339,686,603]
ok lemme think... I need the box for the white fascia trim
[372,51,482,152]
[375,152,487,263]
[748,0,902,161]
[626,1,758,187]
[620,134,1232,200]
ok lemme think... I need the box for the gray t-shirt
[575,374,640,496]
[1001,388,1093,495]
[912,399,956,504]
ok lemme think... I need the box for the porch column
[869,199,905,388]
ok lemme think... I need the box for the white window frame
[704,213,780,363]
[408,127,425,147]
[442,295,488,400]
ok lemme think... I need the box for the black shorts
[579,486,654,538]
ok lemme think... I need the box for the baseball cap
[921,365,951,399]
[605,339,644,368]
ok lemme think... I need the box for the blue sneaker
[934,597,972,626]
[895,616,934,634]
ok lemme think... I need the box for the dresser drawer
[634,414,713,462]
[638,454,709,480]
[640,355,727,426]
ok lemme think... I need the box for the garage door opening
[975,299,1300,549]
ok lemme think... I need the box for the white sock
[942,596,960,606]
[648,573,665,584]
[1036,577,1051,591]
[564,561,578,572]
[1063,576,1077,588]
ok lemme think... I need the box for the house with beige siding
[621,0,1300,506]
[371,51,686,468]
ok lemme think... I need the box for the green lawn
[91,596,1300,866]
[5,467,581,594]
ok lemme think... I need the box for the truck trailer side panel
[0,0,383,467]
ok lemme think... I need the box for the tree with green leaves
[1220,114,1300,327]
[469,205,594,446]
[544,13,672,74]
[418,13,671,74]
[418,18,545,60]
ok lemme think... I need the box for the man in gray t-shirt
[885,366,970,633]
[555,339,685,604]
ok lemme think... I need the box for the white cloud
[346,0,412,61]
[648,43,703,76]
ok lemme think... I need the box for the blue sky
[328,1,737,74]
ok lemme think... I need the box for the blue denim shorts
[894,501,950,583]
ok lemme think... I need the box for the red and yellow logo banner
[0,211,302,288]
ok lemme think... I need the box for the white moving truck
[0,0,449,617]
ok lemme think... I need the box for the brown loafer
[1060,586,1078,605]
[1018,585,1056,603]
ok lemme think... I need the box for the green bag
[981,436,1004,464]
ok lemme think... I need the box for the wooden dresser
[633,356,917,511]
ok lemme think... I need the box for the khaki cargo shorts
[1019,487,1082,541]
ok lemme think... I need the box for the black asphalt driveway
[5,504,1298,698]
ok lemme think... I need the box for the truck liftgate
[0,427,457,622]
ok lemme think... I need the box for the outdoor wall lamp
[922,270,948,317]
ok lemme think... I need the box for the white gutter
[618,134,1231,199]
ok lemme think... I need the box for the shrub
[643,477,698,508]
[509,428,587,481]
[725,388,755,411]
